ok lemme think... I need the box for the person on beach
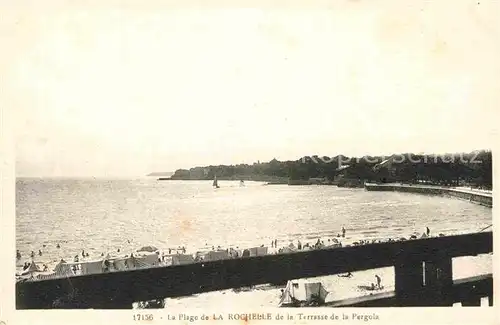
[102,260,110,273]
[56,243,60,249]
[30,251,35,258]
[38,250,42,256]
[297,240,302,250]
[342,227,346,238]
[338,271,353,278]
[375,274,381,289]
[23,262,28,271]
[16,250,21,259]
[426,227,430,236]
[82,250,85,257]
[117,248,120,252]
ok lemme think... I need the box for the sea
[16,178,493,307]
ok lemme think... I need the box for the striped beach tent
[21,261,41,276]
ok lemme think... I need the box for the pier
[364,183,492,207]
[16,232,492,309]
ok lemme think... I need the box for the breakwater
[364,183,492,208]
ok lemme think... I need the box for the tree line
[169,150,492,189]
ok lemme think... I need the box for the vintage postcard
[1,0,498,324]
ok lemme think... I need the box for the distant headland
[149,150,492,189]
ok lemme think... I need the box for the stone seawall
[364,183,492,208]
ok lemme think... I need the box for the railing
[16,232,493,309]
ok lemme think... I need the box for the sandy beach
[161,253,491,308]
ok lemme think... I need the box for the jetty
[364,183,492,207]
[16,232,492,309]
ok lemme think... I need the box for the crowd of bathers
[16,226,442,278]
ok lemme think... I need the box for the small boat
[213,175,220,189]
[278,279,329,307]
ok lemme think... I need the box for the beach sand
[162,253,491,308]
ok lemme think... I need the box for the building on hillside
[372,156,398,182]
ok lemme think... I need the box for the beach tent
[137,252,161,266]
[21,261,41,276]
[249,247,268,257]
[278,280,329,307]
[53,260,73,276]
[80,259,105,275]
[204,250,229,261]
[280,247,295,254]
[137,246,158,253]
[171,254,195,265]
[124,255,151,269]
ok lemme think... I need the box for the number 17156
[133,314,154,321]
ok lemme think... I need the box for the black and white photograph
[2,0,498,323]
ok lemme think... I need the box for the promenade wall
[364,183,492,208]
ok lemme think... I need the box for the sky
[4,0,500,177]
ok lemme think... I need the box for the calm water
[16,178,492,267]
